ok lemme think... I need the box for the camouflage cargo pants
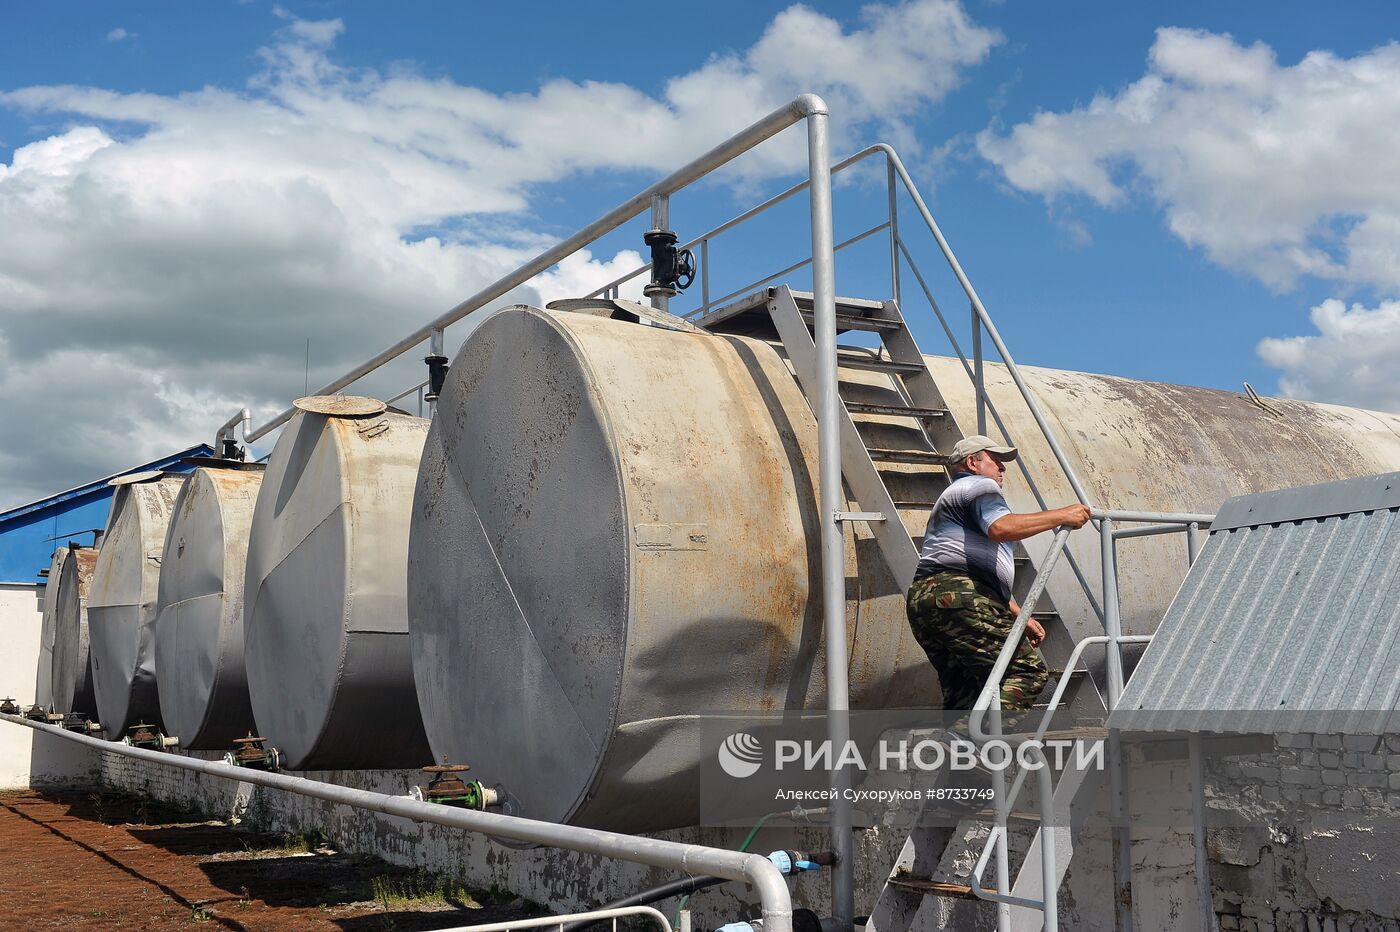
[906,570,1049,713]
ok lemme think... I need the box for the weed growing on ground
[370,870,480,911]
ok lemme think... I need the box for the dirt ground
[0,789,545,930]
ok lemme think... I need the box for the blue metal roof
[1111,471,1400,735]
[0,444,214,584]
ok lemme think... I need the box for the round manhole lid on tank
[293,395,387,417]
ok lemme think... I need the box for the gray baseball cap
[947,434,1018,464]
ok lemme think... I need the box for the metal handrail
[580,140,1115,624]
[2,714,791,932]
[965,512,1211,928]
[440,905,672,932]
[228,95,835,446]
[968,634,1154,909]
[695,222,889,315]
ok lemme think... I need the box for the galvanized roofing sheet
[1110,471,1400,735]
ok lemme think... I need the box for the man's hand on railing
[1009,598,1045,645]
[1058,503,1092,529]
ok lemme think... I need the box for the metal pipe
[1,715,793,932]
[972,303,986,436]
[585,145,894,301]
[650,194,670,313]
[239,95,830,443]
[215,407,252,455]
[693,222,889,317]
[803,102,854,932]
[387,379,430,406]
[1188,734,1216,932]
[1092,509,1215,526]
[886,160,901,308]
[1100,520,1133,932]
[1112,524,1192,541]
[1186,522,1203,565]
[990,692,1012,932]
[562,877,728,932]
[1035,745,1059,932]
[446,906,673,932]
[970,826,1045,910]
[874,144,1096,510]
[701,238,711,311]
[1100,519,1125,705]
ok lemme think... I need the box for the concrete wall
[1207,736,1400,932]
[0,584,100,788]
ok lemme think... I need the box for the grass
[369,870,483,911]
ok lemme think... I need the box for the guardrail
[965,510,1213,932]
[1,714,792,932]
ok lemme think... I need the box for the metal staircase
[695,283,1109,932]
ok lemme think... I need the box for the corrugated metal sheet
[1111,471,1400,735]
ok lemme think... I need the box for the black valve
[643,228,696,300]
[220,437,246,461]
[424,354,450,403]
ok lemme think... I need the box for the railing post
[1101,517,1134,931]
[972,301,986,436]
[1186,521,1202,565]
[650,194,670,313]
[804,102,855,932]
[700,238,711,313]
[990,693,1012,932]
[886,158,901,307]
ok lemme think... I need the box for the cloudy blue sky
[2,1,1398,508]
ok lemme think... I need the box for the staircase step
[887,876,975,899]
[811,311,901,333]
[837,355,925,375]
[1010,726,1109,741]
[790,290,889,316]
[868,448,943,464]
[844,401,948,419]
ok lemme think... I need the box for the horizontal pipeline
[0,714,793,932]
[1092,509,1215,525]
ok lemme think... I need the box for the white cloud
[1257,299,1400,414]
[0,2,997,509]
[977,28,1400,293]
[105,27,133,43]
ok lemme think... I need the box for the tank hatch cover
[293,395,387,417]
[108,470,165,486]
[546,297,703,334]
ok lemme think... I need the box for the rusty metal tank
[154,464,264,750]
[35,546,70,709]
[88,472,188,738]
[52,547,99,716]
[244,397,433,770]
[925,358,1400,639]
[408,306,938,832]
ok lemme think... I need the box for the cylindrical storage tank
[35,546,71,709]
[88,472,187,738]
[155,464,264,750]
[52,547,100,716]
[245,396,433,770]
[925,358,1400,640]
[409,307,937,832]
